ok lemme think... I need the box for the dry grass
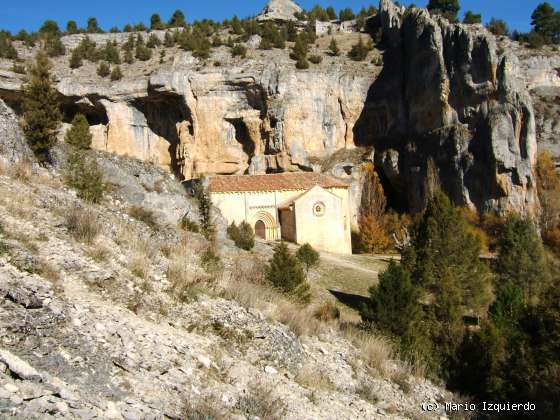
[129,252,151,280]
[65,205,101,244]
[295,364,336,391]
[273,301,325,337]
[166,258,201,302]
[85,241,110,262]
[342,327,394,377]
[2,194,36,221]
[127,205,159,229]
[39,261,64,294]
[8,159,33,183]
[355,380,379,404]
[236,381,286,420]
[313,301,341,321]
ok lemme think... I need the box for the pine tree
[146,34,161,49]
[22,52,61,162]
[463,10,482,24]
[69,48,83,69]
[96,62,110,77]
[169,10,186,28]
[531,2,560,43]
[150,13,165,30]
[296,243,320,272]
[328,38,340,56]
[124,49,134,64]
[135,35,152,61]
[66,20,78,34]
[348,37,369,61]
[101,41,121,64]
[362,261,422,344]
[267,242,309,302]
[110,65,123,81]
[403,191,493,377]
[64,151,105,203]
[495,215,550,305]
[65,113,92,149]
[195,181,214,240]
[427,0,460,22]
[87,17,101,33]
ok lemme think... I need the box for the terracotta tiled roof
[208,172,348,193]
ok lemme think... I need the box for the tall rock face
[0,1,547,217]
[54,66,375,181]
[355,0,538,215]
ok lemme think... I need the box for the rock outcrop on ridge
[257,0,303,22]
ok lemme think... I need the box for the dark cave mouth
[131,92,193,180]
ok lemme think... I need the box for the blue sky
[0,0,558,34]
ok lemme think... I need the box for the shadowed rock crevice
[226,118,255,171]
[354,0,537,216]
[60,97,109,126]
[131,91,192,179]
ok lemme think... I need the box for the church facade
[208,172,352,254]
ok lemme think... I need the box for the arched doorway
[255,220,266,239]
[250,210,278,241]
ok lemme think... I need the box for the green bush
[180,214,200,233]
[361,261,422,345]
[69,48,83,69]
[308,54,322,64]
[348,37,370,61]
[64,151,105,203]
[227,221,255,250]
[328,38,340,56]
[146,34,161,48]
[45,36,66,57]
[295,58,309,69]
[97,62,110,77]
[110,65,123,81]
[194,182,214,240]
[65,113,92,149]
[100,41,121,64]
[527,30,546,48]
[200,247,222,274]
[296,243,320,272]
[267,242,310,303]
[231,44,247,58]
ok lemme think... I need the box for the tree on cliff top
[532,2,560,44]
[427,0,460,22]
[22,52,61,163]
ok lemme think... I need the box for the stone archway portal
[251,211,278,241]
[255,220,266,239]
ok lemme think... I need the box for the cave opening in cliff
[61,99,109,126]
[132,92,192,179]
[226,118,255,168]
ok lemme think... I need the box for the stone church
[208,172,352,254]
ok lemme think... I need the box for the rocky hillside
[0,0,558,216]
[0,130,457,419]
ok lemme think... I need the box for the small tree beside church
[296,243,320,273]
[267,242,310,303]
[227,221,255,250]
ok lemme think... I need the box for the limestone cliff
[358,0,538,214]
[0,0,555,217]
